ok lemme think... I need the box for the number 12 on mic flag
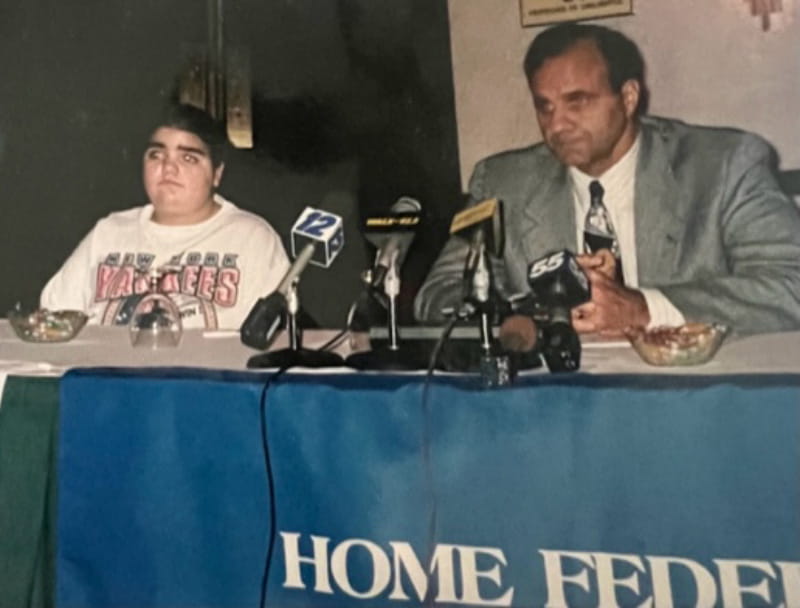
[291,207,344,268]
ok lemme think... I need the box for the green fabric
[0,376,59,608]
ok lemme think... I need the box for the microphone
[345,198,421,369]
[291,206,345,268]
[363,197,421,289]
[240,207,344,350]
[450,197,504,258]
[446,198,505,315]
[528,249,590,309]
[450,198,514,386]
[239,292,287,350]
[527,249,590,372]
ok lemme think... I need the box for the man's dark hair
[151,104,229,168]
[523,22,649,115]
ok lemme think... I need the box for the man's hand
[571,269,650,336]
[576,249,618,282]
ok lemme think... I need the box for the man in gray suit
[414,22,800,336]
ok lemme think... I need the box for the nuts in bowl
[624,322,729,366]
[7,308,89,343]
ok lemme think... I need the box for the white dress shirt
[568,136,685,328]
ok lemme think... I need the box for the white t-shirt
[40,195,290,330]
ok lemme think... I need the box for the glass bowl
[7,308,88,343]
[625,322,729,366]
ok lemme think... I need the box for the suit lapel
[634,122,686,283]
[519,157,576,256]
[511,125,688,281]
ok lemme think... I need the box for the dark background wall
[0,0,462,327]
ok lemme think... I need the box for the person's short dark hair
[151,104,229,168]
[523,22,649,116]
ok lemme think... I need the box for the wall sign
[520,0,633,27]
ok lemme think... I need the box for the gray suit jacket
[414,116,800,335]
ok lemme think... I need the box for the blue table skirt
[56,369,800,607]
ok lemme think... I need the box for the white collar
[568,133,641,205]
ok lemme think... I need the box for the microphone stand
[247,279,344,369]
[386,260,401,350]
[345,252,426,371]
[473,245,493,354]
[470,242,514,387]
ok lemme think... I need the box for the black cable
[426,315,458,375]
[258,364,290,608]
[416,243,486,604]
[419,366,439,607]
[417,312,460,606]
[317,327,348,352]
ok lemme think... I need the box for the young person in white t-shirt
[41,104,290,329]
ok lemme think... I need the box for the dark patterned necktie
[584,180,624,282]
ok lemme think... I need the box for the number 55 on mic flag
[291,207,344,268]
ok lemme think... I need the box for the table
[5,319,800,378]
[0,375,59,608]
[3,320,800,375]
[1,322,800,607]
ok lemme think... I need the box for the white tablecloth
[1,320,799,389]
[0,322,353,399]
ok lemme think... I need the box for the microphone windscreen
[527,249,591,309]
[498,314,538,353]
[291,207,344,268]
[391,196,421,214]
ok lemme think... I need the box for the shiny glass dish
[129,271,183,348]
[8,308,89,343]
[625,322,729,366]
